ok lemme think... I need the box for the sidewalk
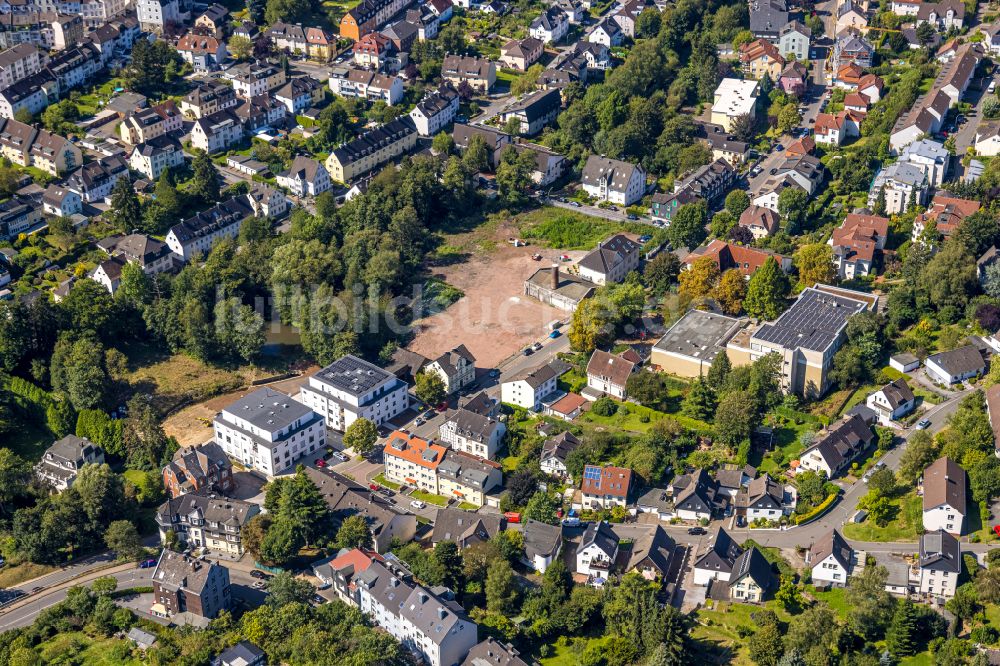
[0,560,137,616]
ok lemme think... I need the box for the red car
[504,512,521,523]
[369,483,379,492]
[315,458,326,468]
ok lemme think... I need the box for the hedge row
[793,492,839,526]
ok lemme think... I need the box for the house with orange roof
[834,62,864,88]
[683,239,792,277]
[581,464,633,509]
[843,92,870,113]
[739,38,785,80]
[857,74,883,102]
[738,205,780,239]
[306,27,336,61]
[829,213,889,279]
[383,430,448,493]
[312,547,384,603]
[911,195,981,243]
[785,136,815,157]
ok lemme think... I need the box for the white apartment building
[0,44,45,89]
[299,355,410,432]
[500,364,557,410]
[807,529,854,587]
[128,135,185,180]
[919,530,961,599]
[213,387,326,476]
[438,408,506,459]
[156,494,259,558]
[190,109,243,153]
[137,0,180,33]
[383,430,447,493]
[166,196,254,261]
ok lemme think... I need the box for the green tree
[668,200,708,250]
[335,514,372,550]
[898,430,936,485]
[744,257,789,320]
[748,618,784,666]
[682,377,716,421]
[714,268,747,315]
[343,417,379,455]
[50,334,111,411]
[264,0,311,23]
[432,132,455,155]
[229,35,253,61]
[265,570,315,606]
[463,134,490,173]
[214,297,266,363]
[643,251,681,295]
[795,243,835,289]
[777,187,809,235]
[714,390,756,447]
[191,151,220,204]
[104,520,143,561]
[777,103,802,135]
[886,599,918,657]
[725,190,751,217]
[524,491,560,524]
[495,145,535,205]
[846,565,895,641]
[415,370,447,405]
[485,559,518,614]
[706,351,731,390]
[109,176,142,233]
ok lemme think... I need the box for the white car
[410,500,426,509]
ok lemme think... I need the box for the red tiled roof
[686,239,786,276]
[581,464,632,498]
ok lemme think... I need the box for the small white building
[889,352,921,373]
[693,527,743,585]
[711,78,759,133]
[807,528,854,587]
[580,155,646,206]
[425,345,476,396]
[35,435,105,491]
[865,378,916,426]
[577,234,641,285]
[925,345,986,385]
[409,86,460,137]
[438,408,506,459]
[921,456,967,535]
[539,431,581,481]
[918,529,961,599]
[585,349,635,400]
[276,156,331,197]
[500,364,558,410]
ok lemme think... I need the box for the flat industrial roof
[654,309,746,363]
[753,287,868,353]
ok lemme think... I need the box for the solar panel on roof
[583,466,601,480]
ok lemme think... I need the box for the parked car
[252,580,267,589]
[570,201,582,207]
[250,570,270,580]
[330,451,347,462]
[523,347,534,356]
[378,487,394,498]
[627,214,638,220]
[138,558,157,569]
[562,516,581,527]
[410,500,426,509]
[504,511,522,523]
[369,483,379,492]
[916,418,932,430]
[549,330,561,338]
[315,458,326,468]
[687,527,707,535]
[312,594,326,605]
[532,342,543,351]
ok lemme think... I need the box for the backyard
[841,491,923,542]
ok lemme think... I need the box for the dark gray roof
[444,408,501,441]
[431,508,503,545]
[577,233,639,276]
[153,550,226,595]
[674,468,717,513]
[399,584,473,646]
[437,449,498,492]
[217,640,264,666]
[730,546,773,590]
[802,413,875,472]
[741,473,782,510]
[222,387,313,434]
[314,354,401,396]
[810,528,852,570]
[919,529,961,573]
[653,309,744,364]
[580,520,618,556]
[510,363,557,389]
[753,287,868,353]
[581,155,642,193]
[156,494,256,529]
[877,378,915,410]
[540,431,581,464]
[695,527,742,574]
[504,88,561,123]
[522,518,561,559]
[749,0,791,37]
[927,345,986,377]
[462,638,536,666]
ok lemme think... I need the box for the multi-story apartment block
[339,0,412,42]
[180,80,237,119]
[65,154,126,202]
[581,155,646,205]
[918,530,961,599]
[580,464,633,509]
[0,195,42,239]
[119,106,166,145]
[577,234,641,286]
[190,108,243,153]
[274,76,324,114]
[246,183,288,218]
[276,155,331,197]
[166,195,255,261]
[383,430,447,493]
[441,54,496,93]
[151,550,230,620]
[225,60,287,98]
[137,0,180,33]
[922,456,967,535]
[35,435,105,491]
[0,43,45,89]
[329,66,405,105]
[438,408,506,459]
[213,387,326,476]
[796,412,875,478]
[409,85,459,136]
[128,135,185,180]
[91,232,174,293]
[299,355,410,431]
[161,441,233,499]
[500,363,557,410]
[156,494,259,557]
[0,117,80,176]
[437,449,502,506]
[324,116,418,183]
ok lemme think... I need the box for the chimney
[419,592,429,603]
[551,263,559,290]
[437,607,447,620]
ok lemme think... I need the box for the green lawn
[842,492,923,542]
[579,401,712,434]
[691,600,794,664]
[0,561,59,588]
[899,652,934,666]
[410,489,451,506]
[808,586,849,619]
[517,207,650,250]
[757,421,817,476]
[372,473,400,490]
[37,631,142,666]
[3,419,52,462]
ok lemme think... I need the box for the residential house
[650,189,697,224]
[276,156,331,197]
[274,76,324,115]
[190,109,243,153]
[41,185,81,217]
[438,408,506,459]
[354,33,401,71]
[672,468,718,521]
[137,0,180,34]
[540,431,581,481]
[500,363,558,410]
[513,142,567,186]
[65,154,126,203]
[899,138,949,187]
[225,61,286,99]
[213,387,326,476]
[577,234,640,285]
[925,345,987,385]
[92,232,173,294]
[673,158,737,205]
[587,19,622,47]
[682,240,791,278]
[522,518,562,572]
[324,116,418,183]
[0,118,81,176]
[869,162,928,214]
[441,54,496,92]
[409,85,459,136]
[340,0,413,42]
[329,66,405,105]
[162,441,233,499]
[180,81,237,119]
[453,123,513,169]
[194,3,228,36]
[35,435,104,491]
[778,20,810,61]
[176,32,226,72]
[499,88,561,136]
[911,195,981,243]
[834,62,863,89]
[988,384,1000,458]
[917,0,965,31]
[500,37,543,71]
[739,38,785,80]
[0,196,41,239]
[580,464,633,509]
[431,509,504,548]
[384,348,429,384]
[738,474,787,523]
[814,111,860,146]
[829,212,888,279]
[128,135,185,181]
[585,349,635,400]
[696,122,750,166]
[808,528,854,586]
[797,412,875,478]
[155,494,258,557]
[580,155,646,205]
[976,120,1000,156]
[694,527,743,585]
[305,467,417,553]
[0,44,45,90]
[748,0,790,41]
[150,551,230,620]
[738,205,779,239]
[865,378,916,426]
[711,78,759,132]
[778,60,808,96]
[246,183,288,218]
[922,456,967,535]
[554,0,585,23]
[836,0,867,33]
[576,523,674,585]
[166,195,255,261]
[530,7,568,43]
[728,546,773,602]
[426,345,477,395]
[299,354,410,431]
[461,639,534,666]
[216,642,266,666]
[918,530,961,599]
[437,449,503,506]
[266,22,307,53]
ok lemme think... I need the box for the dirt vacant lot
[408,215,586,369]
